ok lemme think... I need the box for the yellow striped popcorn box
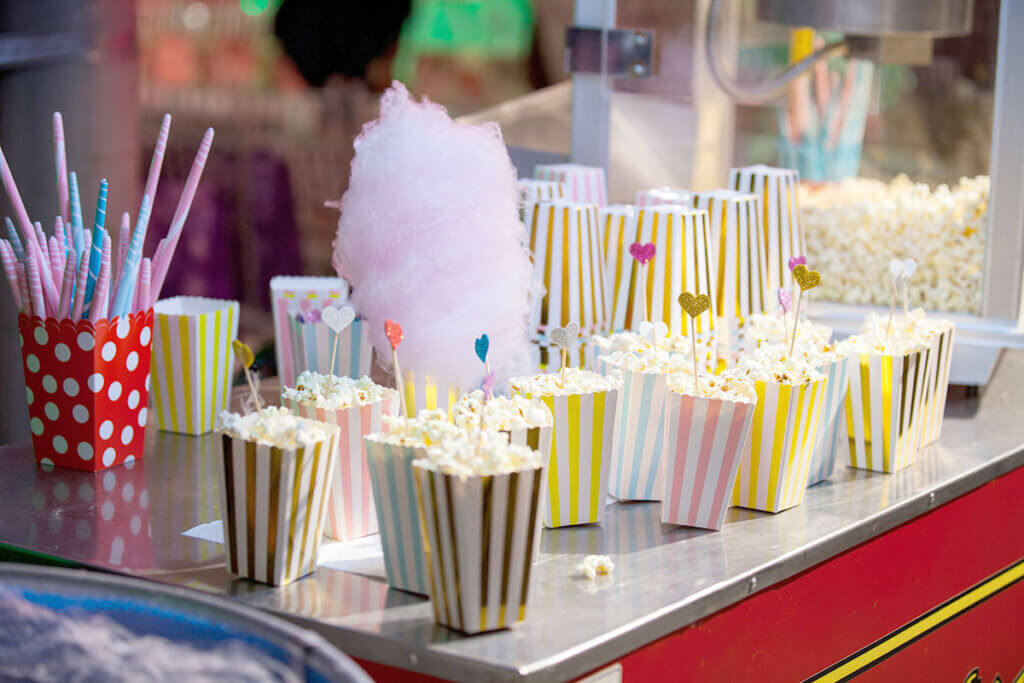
[402,369,461,420]
[517,178,565,203]
[413,464,545,634]
[216,424,340,586]
[287,313,372,380]
[599,204,638,324]
[844,346,935,473]
[151,297,239,435]
[524,200,608,369]
[284,389,400,542]
[269,276,348,386]
[534,163,607,205]
[728,165,804,293]
[921,321,955,445]
[635,187,692,207]
[731,375,828,513]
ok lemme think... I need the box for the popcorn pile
[602,347,693,375]
[731,344,827,385]
[282,371,388,410]
[453,391,552,432]
[374,409,466,447]
[667,371,756,403]
[801,175,988,313]
[510,368,620,397]
[856,309,951,352]
[414,432,543,478]
[741,313,832,349]
[216,407,335,449]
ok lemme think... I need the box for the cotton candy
[333,82,534,391]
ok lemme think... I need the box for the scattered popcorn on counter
[511,368,620,397]
[375,409,466,448]
[576,555,615,580]
[453,391,553,431]
[216,406,336,450]
[801,175,987,314]
[282,371,388,410]
[414,432,543,478]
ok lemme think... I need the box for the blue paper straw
[81,179,107,316]
[110,194,151,319]
[4,217,24,261]
[68,171,84,262]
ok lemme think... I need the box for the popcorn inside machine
[482,0,1024,386]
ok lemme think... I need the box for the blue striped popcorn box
[287,313,372,380]
[607,366,672,501]
[806,352,853,486]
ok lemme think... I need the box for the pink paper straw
[34,222,50,279]
[115,211,130,285]
[137,257,151,315]
[0,240,22,311]
[144,114,172,208]
[58,249,75,319]
[26,242,46,318]
[151,127,214,301]
[55,216,67,253]
[53,113,69,225]
[70,232,91,321]
[48,235,63,281]
[89,233,112,323]
[15,261,30,316]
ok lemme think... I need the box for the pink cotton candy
[333,82,534,390]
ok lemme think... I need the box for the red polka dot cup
[19,310,154,472]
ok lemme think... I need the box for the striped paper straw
[608,367,671,501]
[0,145,57,307]
[0,240,22,310]
[25,242,45,318]
[534,163,607,206]
[83,179,108,314]
[413,464,544,633]
[110,194,152,319]
[5,217,25,261]
[88,234,112,323]
[48,235,62,282]
[15,261,29,316]
[216,428,339,586]
[286,390,399,541]
[57,248,76,318]
[33,222,49,273]
[68,171,84,261]
[115,211,130,287]
[136,257,151,315]
[53,112,69,224]
[55,216,67,254]
[70,230,91,322]
[806,353,853,486]
[144,114,172,207]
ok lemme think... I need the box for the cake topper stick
[549,323,579,388]
[232,339,263,414]
[322,305,356,376]
[790,264,821,355]
[475,333,493,400]
[678,292,711,396]
[629,242,657,349]
[385,320,408,428]
[890,258,917,315]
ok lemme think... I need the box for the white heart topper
[549,323,580,349]
[321,306,356,334]
[889,258,917,281]
[638,320,668,341]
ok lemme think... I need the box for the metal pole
[570,0,616,172]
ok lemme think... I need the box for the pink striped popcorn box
[269,276,348,387]
[661,384,756,530]
[284,388,400,542]
[534,163,608,206]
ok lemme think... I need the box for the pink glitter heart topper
[628,242,656,265]
[788,255,807,271]
[778,287,792,313]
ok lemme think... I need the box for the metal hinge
[565,26,655,77]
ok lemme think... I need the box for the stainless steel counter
[1,351,1023,682]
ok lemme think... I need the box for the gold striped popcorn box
[513,383,618,528]
[921,321,955,445]
[269,276,348,387]
[608,367,671,501]
[524,200,608,368]
[635,187,692,207]
[691,190,769,333]
[284,389,400,541]
[517,178,565,203]
[728,165,804,293]
[402,369,461,420]
[599,204,638,319]
[216,425,340,586]
[151,297,239,436]
[534,163,607,205]
[731,376,828,513]
[806,353,854,485]
[504,423,553,559]
[364,435,432,595]
[662,389,756,530]
[287,313,372,380]
[610,205,719,370]
[413,463,545,634]
[843,346,935,474]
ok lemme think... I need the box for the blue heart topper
[475,334,489,364]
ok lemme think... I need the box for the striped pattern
[402,370,461,420]
[599,204,638,326]
[806,353,854,485]
[691,190,768,326]
[364,437,431,595]
[287,314,371,380]
[514,388,618,528]
[505,424,553,560]
[731,376,828,513]
[635,187,692,207]
[413,465,544,633]
[151,297,238,435]
[269,276,347,386]
[285,390,399,541]
[216,429,339,586]
[661,390,755,529]
[728,165,804,293]
[609,368,670,501]
[844,348,934,474]
[534,163,607,206]
[517,178,565,203]
[922,323,955,445]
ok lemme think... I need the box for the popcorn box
[921,322,955,445]
[534,163,607,206]
[843,347,935,474]
[19,311,153,472]
[269,276,348,387]
[524,200,608,364]
[151,297,239,436]
[513,386,618,528]
[216,426,339,586]
[504,423,553,559]
[661,389,756,530]
[285,389,399,541]
[287,313,372,380]
[364,435,431,595]
[728,165,804,293]
[517,178,565,203]
[402,370,461,420]
[608,368,670,501]
[731,376,828,513]
[806,353,853,485]
[635,187,692,207]
[609,205,719,371]
[413,464,544,634]
[599,204,638,325]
